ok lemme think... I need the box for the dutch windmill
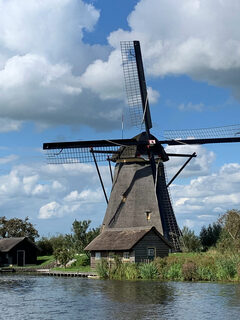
[43,41,240,252]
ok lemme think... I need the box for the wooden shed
[85,226,172,268]
[0,237,39,266]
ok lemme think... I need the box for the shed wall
[133,229,170,262]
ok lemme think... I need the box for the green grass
[52,265,93,272]
[37,255,55,267]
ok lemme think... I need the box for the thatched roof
[85,226,171,251]
[0,237,36,252]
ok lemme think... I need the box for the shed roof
[85,226,172,251]
[0,237,36,252]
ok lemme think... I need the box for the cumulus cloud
[165,144,215,178]
[2,0,240,131]
[169,162,240,231]
[0,160,110,228]
[0,0,124,131]
[108,0,240,100]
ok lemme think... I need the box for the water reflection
[100,280,174,304]
[0,274,240,320]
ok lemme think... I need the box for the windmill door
[17,250,25,266]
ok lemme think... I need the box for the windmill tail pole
[107,156,113,183]
[167,152,197,187]
[90,148,108,204]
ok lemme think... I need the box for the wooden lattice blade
[164,124,240,140]
[43,138,149,164]
[159,136,240,146]
[121,41,152,132]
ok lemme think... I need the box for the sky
[1,0,240,237]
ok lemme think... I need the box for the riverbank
[96,251,240,282]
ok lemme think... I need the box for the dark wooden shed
[85,226,172,268]
[0,237,39,266]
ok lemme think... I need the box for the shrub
[139,262,159,280]
[166,263,182,280]
[153,257,168,279]
[72,254,90,267]
[182,261,197,281]
[216,256,237,281]
[96,259,109,279]
[124,263,139,280]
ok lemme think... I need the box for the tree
[71,219,100,253]
[0,216,39,241]
[180,226,201,252]
[217,209,240,253]
[54,247,74,268]
[218,209,240,241]
[199,223,222,251]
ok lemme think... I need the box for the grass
[94,252,240,282]
[37,255,55,267]
[52,265,92,272]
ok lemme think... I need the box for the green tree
[180,226,201,252]
[37,237,54,255]
[54,247,74,268]
[0,216,39,241]
[217,209,240,253]
[218,209,240,241]
[71,219,100,253]
[200,223,222,251]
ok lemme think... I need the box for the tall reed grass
[96,252,240,282]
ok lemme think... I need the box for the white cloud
[39,201,61,220]
[178,102,204,112]
[170,162,240,230]
[0,0,123,131]
[108,0,240,101]
[2,0,240,131]
[165,144,215,178]
[0,154,18,164]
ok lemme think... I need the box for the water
[0,275,240,320]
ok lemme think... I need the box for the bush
[196,256,217,281]
[96,259,109,279]
[216,256,237,281]
[182,262,197,281]
[166,263,182,280]
[153,257,168,279]
[54,248,74,268]
[139,262,159,280]
[72,254,90,267]
[124,263,139,280]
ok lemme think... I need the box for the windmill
[43,41,240,252]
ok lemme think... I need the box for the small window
[123,252,130,260]
[145,210,151,220]
[147,248,155,258]
[95,252,101,260]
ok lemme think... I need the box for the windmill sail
[121,41,152,132]
[164,124,240,140]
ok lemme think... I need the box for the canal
[0,274,239,319]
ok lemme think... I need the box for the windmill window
[122,195,126,202]
[145,210,151,220]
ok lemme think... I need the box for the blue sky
[1,0,240,236]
